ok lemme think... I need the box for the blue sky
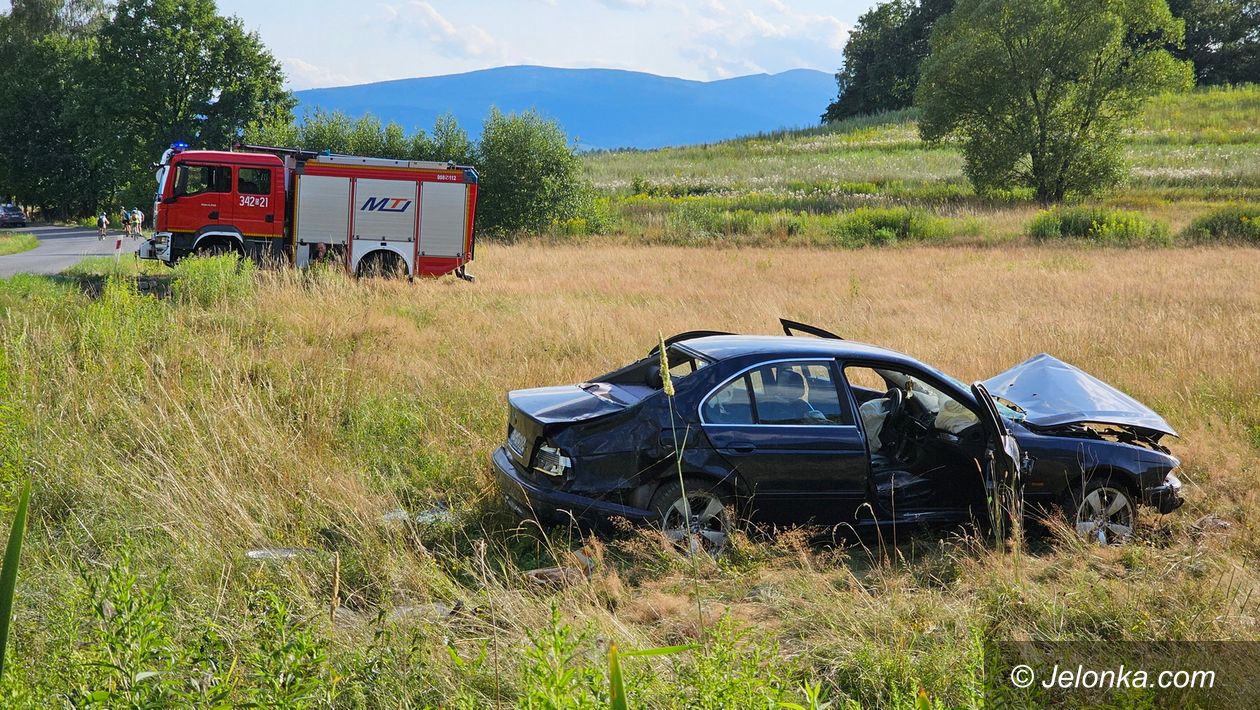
[211,0,874,89]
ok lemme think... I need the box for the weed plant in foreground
[0,245,1256,706]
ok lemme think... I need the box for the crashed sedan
[492,321,1184,551]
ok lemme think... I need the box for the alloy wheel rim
[1075,486,1134,544]
[662,493,729,555]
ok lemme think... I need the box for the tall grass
[0,234,37,257]
[0,243,1257,704]
[1027,206,1172,245]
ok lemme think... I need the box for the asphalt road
[0,224,143,277]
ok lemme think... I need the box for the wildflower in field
[657,332,674,397]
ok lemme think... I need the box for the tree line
[825,0,1255,203]
[247,108,590,238]
[0,0,291,218]
[0,0,589,236]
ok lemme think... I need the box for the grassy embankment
[0,233,37,257]
[0,86,1256,706]
[580,85,1260,247]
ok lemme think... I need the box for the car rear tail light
[533,444,570,477]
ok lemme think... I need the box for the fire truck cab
[140,143,478,279]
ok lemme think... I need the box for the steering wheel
[879,386,906,450]
[882,386,904,426]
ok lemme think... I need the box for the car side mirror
[163,195,179,204]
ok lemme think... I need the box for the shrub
[1027,206,1171,245]
[1182,204,1260,244]
[474,109,588,237]
[828,207,953,247]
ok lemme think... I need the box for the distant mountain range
[294,65,836,151]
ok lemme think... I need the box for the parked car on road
[493,320,1184,552]
[0,204,27,228]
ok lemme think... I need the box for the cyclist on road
[130,208,144,240]
[97,212,109,240]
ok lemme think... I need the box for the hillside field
[0,86,1257,706]
[580,85,1260,247]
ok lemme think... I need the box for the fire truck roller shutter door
[419,182,468,258]
[295,175,351,267]
[351,178,418,275]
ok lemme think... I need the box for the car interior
[844,366,988,511]
[703,362,850,425]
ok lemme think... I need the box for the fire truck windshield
[154,164,168,201]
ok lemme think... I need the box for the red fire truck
[138,143,478,279]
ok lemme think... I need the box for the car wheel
[1064,477,1135,545]
[651,478,734,556]
[195,239,240,258]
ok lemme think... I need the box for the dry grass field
[0,243,1257,706]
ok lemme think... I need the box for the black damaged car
[493,321,1184,552]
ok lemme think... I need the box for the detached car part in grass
[494,321,1184,551]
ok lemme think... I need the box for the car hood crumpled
[982,353,1176,438]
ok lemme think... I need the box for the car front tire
[650,478,734,556]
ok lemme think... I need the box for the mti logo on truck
[361,197,413,213]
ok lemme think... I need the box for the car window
[748,362,850,425]
[176,164,231,197]
[844,365,980,435]
[666,347,707,379]
[704,361,851,426]
[238,167,271,195]
[702,375,754,424]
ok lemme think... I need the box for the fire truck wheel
[356,251,408,280]
[195,238,242,258]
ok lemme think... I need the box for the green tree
[0,2,107,216]
[473,108,586,236]
[917,0,1192,204]
[0,1,107,216]
[246,109,445,162]
[822,0,953,122]
[87,0,294,207]
[1168,0,1260,84]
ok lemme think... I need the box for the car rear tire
[650,478,734,556]
[1063,476,1135,545]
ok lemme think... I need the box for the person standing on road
[97,212,109,240]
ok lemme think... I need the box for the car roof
[676,335,924,367]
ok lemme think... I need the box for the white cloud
[596,0,651,8]
[283,57,357,90]
[388,1,507,60]
[744,10,789,39]
[679,0,851,79]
